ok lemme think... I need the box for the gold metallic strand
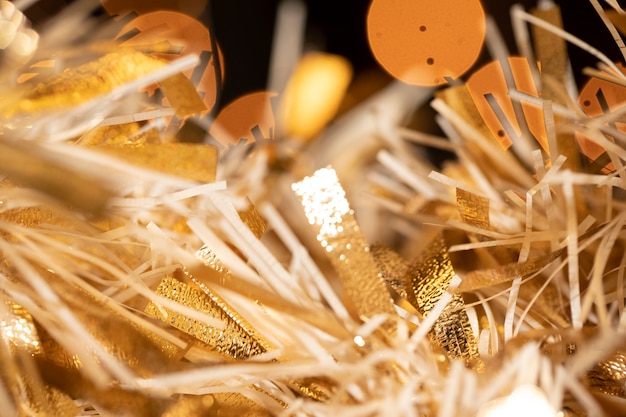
[292,167,395,321]
[588,350,626,399]
[145,272,271,359]
[405,235,478,360]
[456,188,490,230]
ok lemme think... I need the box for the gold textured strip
[292,167,395,321]
[456,188,490,230]
[370,244,409,299]
[405,235,478,360]
[588,350,626,399]
[145,272,271,359]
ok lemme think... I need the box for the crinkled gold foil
[588,350,626,399]
[292,168,395,322]
[161,394,215,417]
[405,235,479,360]
[456,188,490,230]
[145,272,271,359]
[237,198,268,239]
[370,244,409,299]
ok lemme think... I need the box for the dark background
[23,0,626,113]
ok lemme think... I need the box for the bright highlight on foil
[292,167,351,239]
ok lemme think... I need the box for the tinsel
[1,0,626,416]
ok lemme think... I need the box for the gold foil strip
[145,272,271,359]
[292,167,395,321]
[158,72,208,118]
[92,143,218,183]
[211,392,273,417]
[7,50,165,114]
[456,188,490,230]
[405,235,479,360]
[370,244,409,299]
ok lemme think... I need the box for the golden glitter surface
[405,235,479,360]
[7,50,165,114]
[456,188,490,230]
[0,301,41,355]
[292,167,395,321]
[145,273,271,359]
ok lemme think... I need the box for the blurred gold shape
[93,142,218,183]
[280,53,352,141]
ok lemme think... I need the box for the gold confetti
[292,167,395,321]
[456,188,490,231]
[158,72,208,118]
[370,244,409,299]
[405,235,479,360]
[145,271,272,359]
[7,50,165,114]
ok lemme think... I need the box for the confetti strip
[292,167,396,322]
[405,235,479,361]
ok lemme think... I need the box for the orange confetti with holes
[117,11,223,114]
[576,64,626,173]
[209,91,277,147]
[366,0,485,86]
[465,57,547,152]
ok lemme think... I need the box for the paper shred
[145,273,271,359]
[93,143,218,183]
[405,235,479,360]
[0,139,113,216]
[292,167,396,321]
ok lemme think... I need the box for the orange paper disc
[117,11,223,113]
[367,0,486,86]
[576,65,626,173]
[209,91,277,147]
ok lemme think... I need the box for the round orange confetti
[209,91,277,147]
[117,11,223,113]
[466,57,547,152]
[367,0,486,86]
[576,65,626,173]
[101,0,208,18]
